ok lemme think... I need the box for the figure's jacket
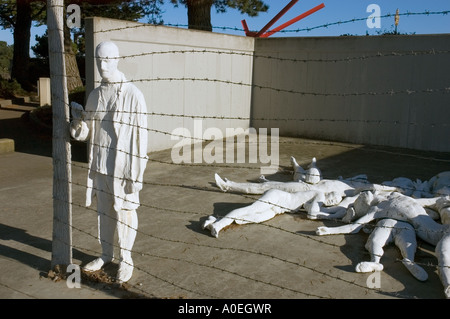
[70,72,148,211]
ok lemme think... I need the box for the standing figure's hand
[125,180,143,194]
[71,101,85,120]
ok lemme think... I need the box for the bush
[69,86,86,105]
[31,104,52,129]
[0,78,27,99]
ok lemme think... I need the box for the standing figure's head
[96,41,120,82]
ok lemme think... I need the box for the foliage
[31,29,48,59]
[69,1,164,56]
[375,28,416,36]
[0,78,27,98]
[0,0,46,30]
[214,0,268,16]
[170,0,268,16]
[0,41,13,79]
[68,85,86,106]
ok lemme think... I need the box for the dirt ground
[1,105,450,301]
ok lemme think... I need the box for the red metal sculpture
[241,0,325,38]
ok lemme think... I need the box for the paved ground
[1,104,450,300]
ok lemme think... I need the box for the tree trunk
[64,23,83,92]
[187,0,213,31]
[11,0,33,91]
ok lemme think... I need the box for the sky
[0,0,449,52]
[161,0,450,37]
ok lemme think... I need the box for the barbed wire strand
[90,10,450,35]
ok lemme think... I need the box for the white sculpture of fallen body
[208,156,404,236]
[291,156,322,184]
[382,171,450,198]
[356,218,428,281]
[203,189,343,238]
[208,156,450,297]
[215,172,374,197]
[206,157,366,237]
[428,171,450,196]
[316,191,450,298]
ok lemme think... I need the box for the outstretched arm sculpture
[316,191,450,298]
[69,41,148,283]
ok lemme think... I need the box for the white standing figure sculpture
[70,41,148,283]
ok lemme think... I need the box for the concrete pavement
[1,105,450,299]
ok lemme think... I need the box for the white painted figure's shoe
[116,259,134,283]
[83,255,113,272]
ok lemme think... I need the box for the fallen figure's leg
[214,157,321,194]
[436,231,450,298]
[215,172,379,198]
[214,173,311,194]
[435,196,450,298]
[203,189,342,238]
[356,218,428,281]
[316,191,450,297]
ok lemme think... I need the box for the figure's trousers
[95,174,138,264]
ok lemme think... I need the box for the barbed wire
[80,48,450,64]
[51,88,450,298]
[55,171,450,299]
[75,107,449,129]
[276,10,450,34]
[44,6,450,298]
[63,157,450,235]
[80,110,449,129]
[49,46,450,68]
[56,114,450,165]
[52,153,450,299]
[60,208,354,298]
[90,9,450,35]
[90,76,450,97]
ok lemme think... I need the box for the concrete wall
[85,17,450,153]
[251,34,450,152]
[85,17,255,152]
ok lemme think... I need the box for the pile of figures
[202,157,450,298]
